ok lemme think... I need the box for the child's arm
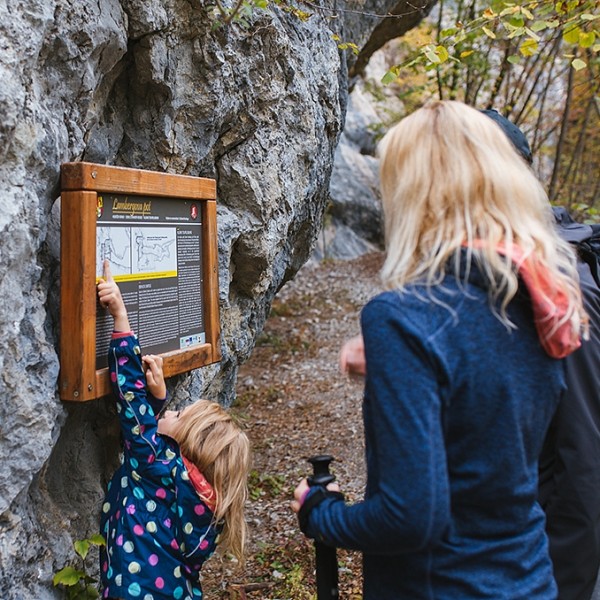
[97,260,130,332]
[98,261,164,462]
[98,260,168,413]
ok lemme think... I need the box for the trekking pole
[308,455,339,600]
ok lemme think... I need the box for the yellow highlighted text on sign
[95,270,178,283]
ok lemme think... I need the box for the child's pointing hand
[97,260,130,332]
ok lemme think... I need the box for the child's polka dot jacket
[100,334,221,600]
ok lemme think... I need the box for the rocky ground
[201,252,384,600]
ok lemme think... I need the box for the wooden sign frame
[59,162,221,402]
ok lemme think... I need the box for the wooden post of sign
[203,199,221,361]
[60,191,100,401]
[60,162,221,402]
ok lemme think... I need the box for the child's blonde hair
[173,399,251,563]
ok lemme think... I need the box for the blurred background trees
[369,0,599,220]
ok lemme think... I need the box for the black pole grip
[308,455,336,488]
[307,455,339,599]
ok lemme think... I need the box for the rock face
[315,50,409,261]
[0,0,434,596]
[320,85,385,259]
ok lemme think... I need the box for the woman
[292,101,587,599]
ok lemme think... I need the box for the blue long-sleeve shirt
[306,266,564,599]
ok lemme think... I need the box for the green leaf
[563,25,581,44]
[460,50,475,58]
[381,70,398,85]
[579,31,596,48]
[525,27,541,41]
[537,3,555,17]
[530,20,549,32]
[571,58,587,70]
[53,566,86,587]
[84,584,100,598]
[507,26,526,39]
[507,15,525,28]
[500,6,520,17]
[520,6,534,19]
[86,534,106,547]
[519,38,539,56]
[423,45,441,63]
[580,14,599,21]
[507,54,521,64]
[440,27,458,37]
[74,540,90,560]
[482,26,497,39]
[455,30,467,43]
[436,45,450,63]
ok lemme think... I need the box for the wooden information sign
[60,162,221,402]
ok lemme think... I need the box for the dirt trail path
[202,252,384,599]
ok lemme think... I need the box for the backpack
[553,206,600,288]
[574,225,600,288]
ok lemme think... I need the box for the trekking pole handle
[308,455,335,488]
[307,455,339,600]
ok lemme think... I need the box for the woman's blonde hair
[378,100,585,334]
[173,399,251,563]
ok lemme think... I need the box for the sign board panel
[60,163,221,402]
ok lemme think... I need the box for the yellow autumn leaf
[563,25,581,45]
[520,7,534,19]
[436,45,450,62]
[579,31,595,49]
[500,6,520,17]
[519,38,539,56]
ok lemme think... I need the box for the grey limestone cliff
[0,0,435,596]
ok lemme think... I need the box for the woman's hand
[143,354,166,400]
[340,334,367,377]
[291,479,311,513]
[291,478,341,513]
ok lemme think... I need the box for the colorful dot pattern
[100,335,221,600]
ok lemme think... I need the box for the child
[97,260,251,600]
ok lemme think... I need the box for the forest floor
[201,252,384,600]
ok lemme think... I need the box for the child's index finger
[103,259,113,282]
